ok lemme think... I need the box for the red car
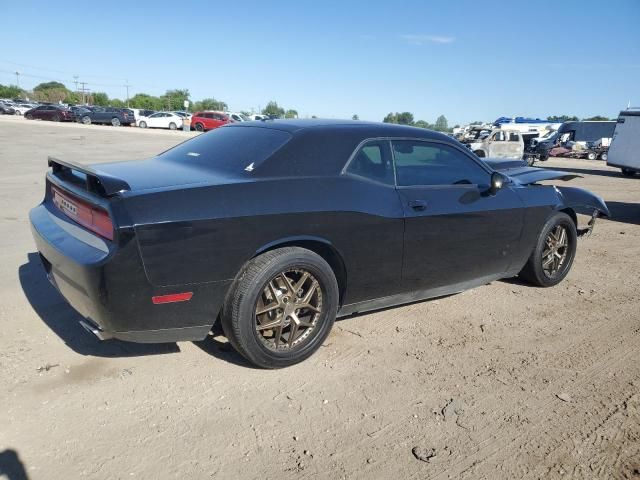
[25,105,75,122]
[191,111,232,132]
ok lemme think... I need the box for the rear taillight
[51,186,114,240]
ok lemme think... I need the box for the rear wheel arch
[252,238,347,307]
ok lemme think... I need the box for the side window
[492,131,506,142]
[392,141,488,187]
[346,140,394,185]
[508,133,519,142]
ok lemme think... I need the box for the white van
[607,109,640,177]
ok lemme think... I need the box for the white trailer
[607,109,640,177]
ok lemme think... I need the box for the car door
[147,113,163,128]
[505,132,524,159]
[33,106,47,119]
[392,139,525,291]
[487,130,509,157]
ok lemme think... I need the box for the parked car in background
[30,120,609,368]
[468,129,525,160]
[13,103,34,115]
[248,114,268,121]
[77,107,135,126]
[137,111,183,130]
[190,111,231,131]
[70,106,91,118]
[25,105,75,122]
[607,108,640,177]
[0,101,16,115]
[227,112,251,122]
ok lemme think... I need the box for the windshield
[158,126,292,173]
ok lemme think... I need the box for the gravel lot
[0,115,638,480]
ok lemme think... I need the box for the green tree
[547,115,579,122]
[33,81,67,92]
[284,109,298,119]
[413,120,431,129]
[262,101,285,118]
[0,84,25,99]
[434,115,449,132]
[91,92,110,106]
[352,114,359,120]
[63,91,80,104]
[129,93,161,110]
[383,112,398,123]
[160,89,190,111]
[193,97,227,112]
[111,98,125,108]
[33,88,68,103]
[582,115,609,121]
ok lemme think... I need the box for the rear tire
[586,152,597,160]
[26,114,33,120]
[195,123,204,132]
[599,152,608,161]
[621,168,636,177]
[111,117,121,127]
[169,122,177,130]
[519,212,577,287]
[52,115,60,122]
[221,247,339,369]
[139,121,147,128]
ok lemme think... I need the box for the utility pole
[124,80,131,107]
[79,82,88,104]
[73,75,79,93]
[15,71,20,88]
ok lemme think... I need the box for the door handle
[408,200,427,211]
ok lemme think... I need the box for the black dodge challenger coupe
[30,120,609,368]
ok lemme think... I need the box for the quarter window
[392,141,488,187]
[346,140,394,185]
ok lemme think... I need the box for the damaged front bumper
[577,210,599,238]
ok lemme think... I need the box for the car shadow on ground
[540,165,625,178]
[0,449,29,480]
[192,332,257,369]
[604,201,640,226]
[19,252,180,358]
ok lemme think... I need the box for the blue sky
[1,0,638,124]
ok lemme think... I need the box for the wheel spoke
[256,318,281,331]
[288,321,299,347]
[273,324,283,348]
[293,272,310,294]
[256,303,279,316]
[301,280,318,305]
[297,302,320,313]
[280,273,296,295]
[542,255,555,268]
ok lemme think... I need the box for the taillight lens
[51,186,114,240]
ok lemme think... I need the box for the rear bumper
[29,203,230,343]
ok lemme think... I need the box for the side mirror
[489,172,507,195]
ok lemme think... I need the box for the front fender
[556,186,610,217]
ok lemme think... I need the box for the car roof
[226,118,452,141]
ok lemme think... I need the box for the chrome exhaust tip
[79,319,113,341]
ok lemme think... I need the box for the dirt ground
[0,115,638,480]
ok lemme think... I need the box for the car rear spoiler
[48,156,131,197]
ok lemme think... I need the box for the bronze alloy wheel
[254,269,322,351]
[542,225,569,278]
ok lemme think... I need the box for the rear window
[157,126,292,173]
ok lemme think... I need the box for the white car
[14,104,33,115]
[137,112,184,130]
[227,112,252,122]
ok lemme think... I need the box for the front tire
[169,122,177,130]
[82,116,91,125]
[586,151,597,160]
[111,117,121,127]
[519,212,577,287]
[599,152,608,161]
[138,121,147,128]
[194,122,204,132]
[26,114,33,120]
[221,247,339,368]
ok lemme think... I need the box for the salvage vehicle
[607,108,640,177]
[526,121,615,163]
[29,120,609,368]
[467,129,525,159]
[190,111,232,131]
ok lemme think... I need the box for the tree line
[383,112,452,132]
